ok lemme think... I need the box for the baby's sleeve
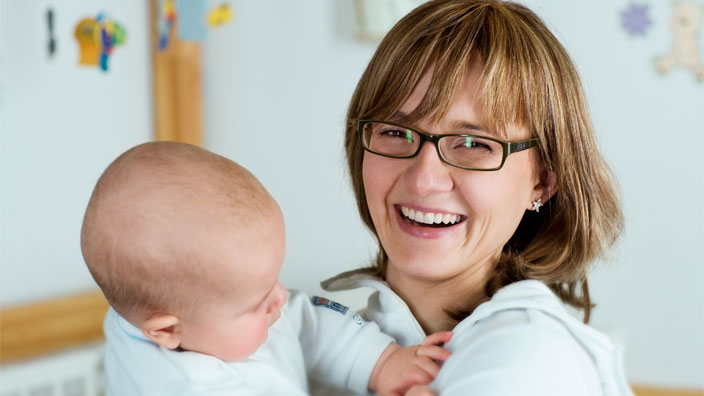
[285,291,394,394]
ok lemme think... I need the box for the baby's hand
[405,385,436,396]
[369,331,452,396]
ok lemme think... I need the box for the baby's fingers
[412,356,441,379]
[421,331,453,346]
[402,361,434,385]
[405,385,436,396]
[417,345,451,362]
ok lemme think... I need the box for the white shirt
[322,273,635,396]
[103,290,394,396]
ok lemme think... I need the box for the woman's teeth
[400,206,462,225]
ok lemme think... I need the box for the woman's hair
[344,0,623,322]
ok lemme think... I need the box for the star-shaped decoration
[532,199,543,212]
[621,3,653,36]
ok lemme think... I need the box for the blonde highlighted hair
[344,0,623,322]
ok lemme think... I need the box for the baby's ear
[140,313,182,350]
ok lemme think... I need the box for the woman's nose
[404,142,454,195]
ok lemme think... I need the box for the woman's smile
[397,204,467,227]
[394,203,468,239]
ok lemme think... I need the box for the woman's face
[362,57,544,283]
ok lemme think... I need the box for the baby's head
[81,141,287,361]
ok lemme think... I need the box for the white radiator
[0,342,104,396]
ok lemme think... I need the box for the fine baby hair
[80,141,279,324]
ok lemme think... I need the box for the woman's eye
[379,128,413,141]
[451,137,492,152]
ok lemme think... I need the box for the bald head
[81,142,280,321]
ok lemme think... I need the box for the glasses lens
[438,135,504,170]
[362,122,419,157]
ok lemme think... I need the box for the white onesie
[103,290,394,395]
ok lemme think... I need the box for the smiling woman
[322,0,631,395]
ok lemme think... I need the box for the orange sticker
[74,18,101,66]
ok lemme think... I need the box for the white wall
[202,0,380,310]
[0,0,152,305]
[202,0,704,389]
[1,0,702,390]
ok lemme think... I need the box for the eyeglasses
[359,120,540,171]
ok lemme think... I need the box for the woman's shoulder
[453,280,607,343]
[435,280,632,396]
[451,303,596,369]
[436,307,603,395]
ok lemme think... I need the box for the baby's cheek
[245,318,270,354]
[258,317,271,343]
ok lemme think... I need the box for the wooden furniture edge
[0,290,109,365]
[632,386,704,396]
[150,0,203,146]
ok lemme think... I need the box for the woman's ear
[140,313,182,350]
[529,169,558,210]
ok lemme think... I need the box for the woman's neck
[385,260,494,334]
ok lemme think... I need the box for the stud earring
[531,198,543,212]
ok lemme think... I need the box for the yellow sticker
[208,4,233,27]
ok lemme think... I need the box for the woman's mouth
[397,205,467,228]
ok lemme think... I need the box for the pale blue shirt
[322,275,634,396]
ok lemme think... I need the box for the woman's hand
[369,331,452,396]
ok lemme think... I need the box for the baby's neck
[385,264,492,334]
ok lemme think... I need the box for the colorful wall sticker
[98,14,127,71]
[157,0,176,51]
[208,3,233,28]
[75,17,101,66]
[655,0,704,82]
[621,3,653,36]
[174,0,207,41]
[74,14,126,72]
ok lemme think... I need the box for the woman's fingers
[421,331,453,346]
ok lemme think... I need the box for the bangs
[361,1,562,141]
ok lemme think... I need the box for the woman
[323,0,632,394]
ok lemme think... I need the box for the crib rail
[0,291,109,365]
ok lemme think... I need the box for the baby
[80,142,450,395]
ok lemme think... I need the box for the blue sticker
[311,296,349,315]
[174,0,207,41]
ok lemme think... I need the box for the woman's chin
[387,254,460,282]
